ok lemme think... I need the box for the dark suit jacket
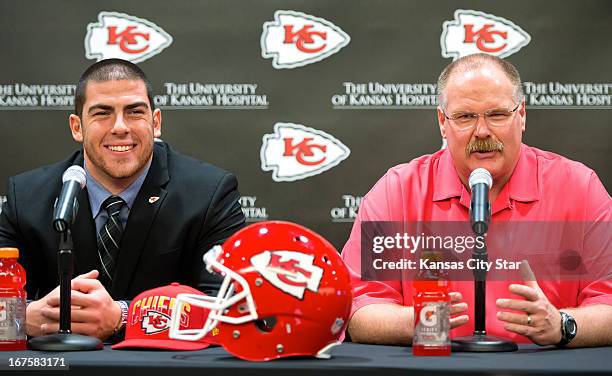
[0,142,245,300]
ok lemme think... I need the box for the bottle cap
[416,249,448,280]
[419,249,443,263]
[0,247,19,258]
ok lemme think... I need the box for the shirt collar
[432,148,464,202]
[433,143,540,204]
[507,144,540,202]
[85,160,152,218]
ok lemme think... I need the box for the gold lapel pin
[148,196,160,204]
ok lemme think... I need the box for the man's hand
[450,292,469,329]
[496,261,562,346]
[348,291,469,345]
[26,270,123,341]
[26,270,100,337]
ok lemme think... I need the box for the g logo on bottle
[420,305,438,327]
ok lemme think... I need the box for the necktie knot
[103,195,125,217]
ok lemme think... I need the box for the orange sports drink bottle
[0,247,27,350]
[413,250,450,356]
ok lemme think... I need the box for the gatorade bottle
[0,247,27,350]
[413,250,450,356]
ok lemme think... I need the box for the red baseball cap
[112,283,218,350]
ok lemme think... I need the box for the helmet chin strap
[316,341,342,359]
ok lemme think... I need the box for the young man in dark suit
[0,59,245,340]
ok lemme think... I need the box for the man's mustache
[466,138,504,157]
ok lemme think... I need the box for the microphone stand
[28,229,103,351]
[451,221,517,352]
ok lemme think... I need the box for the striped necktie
[97,195,125,290]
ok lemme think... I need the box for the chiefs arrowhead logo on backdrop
[85,11,173,63]
[141,310,171,334]
[250,250,323,299]
[261,122,350,182]
[261,10,350,69]
[441,9,530,61]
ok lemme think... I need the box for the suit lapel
[68,152,100,275]
[72,188,99,273]
[112,143,169,298]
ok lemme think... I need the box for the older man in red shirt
[342,53,612,348]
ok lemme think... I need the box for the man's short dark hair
[74,58,155,117]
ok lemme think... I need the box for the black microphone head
[62,165,86,188]
[469,168,492,190]
[53,166,86,232]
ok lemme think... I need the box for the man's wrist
[115,300,129,332]
[556,311,577,347]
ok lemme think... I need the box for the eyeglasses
[442,102,521,130]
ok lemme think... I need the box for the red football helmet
[168,221,352,361]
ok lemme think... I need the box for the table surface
[0,343,611,376]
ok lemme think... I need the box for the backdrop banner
[0,0,610,250]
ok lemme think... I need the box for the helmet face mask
[170,246,258,341]
[168,221,353,361]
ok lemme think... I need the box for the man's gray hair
[437,53,524,109]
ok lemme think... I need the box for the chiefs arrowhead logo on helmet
[441,9,530,61]
[141,310,172,334]
[85,11,173,63]
[250,250,324,299]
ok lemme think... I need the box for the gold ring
[527,314,532,326]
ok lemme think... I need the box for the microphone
[469,168,492,235]
[53,166,86,233]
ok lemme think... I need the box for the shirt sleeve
[341,170,405,320]
[577,171,612,307]
[0,178,22,248]
[193,172,246,296]
[0,177,42,298]
[578,281,612,307]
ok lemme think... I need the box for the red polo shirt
[341,144,611,343]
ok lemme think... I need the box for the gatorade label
[0,298,26,341]
[414,301,450,346]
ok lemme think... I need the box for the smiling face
[437,63,526,190]
[69,79,161,192]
